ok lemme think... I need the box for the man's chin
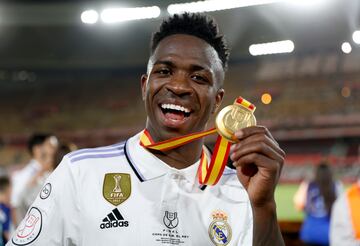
[156,122,196,141]
[157,110,192,133]
[149,112,204,140]
[161,117,190,130]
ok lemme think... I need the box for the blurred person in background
[293,162,342,246]
[10,133,58,226]
[53,141,77,168]
[0,176,12,245]
[330,171,360,246]
[16,141,76,224]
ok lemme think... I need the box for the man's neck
[150,141,203,169]
[145,130,204,169]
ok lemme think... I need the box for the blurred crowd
[0,133,76,245]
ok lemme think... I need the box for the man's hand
[229,126,285,246]
[229,126,285,206]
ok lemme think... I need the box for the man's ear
[213,88,225,114]
[141,74,148,101]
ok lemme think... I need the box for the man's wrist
[252,198,277,212]
[252,199,284,246]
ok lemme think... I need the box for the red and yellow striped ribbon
[140,128,228,185]
[140,96,255,186]
[197,135,231,185]
[140,128,217,151]
[236,97,255,111]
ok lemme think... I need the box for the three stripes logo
[100,208,129,229]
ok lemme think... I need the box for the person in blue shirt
[294,163,342,246]
[0,176,12,245]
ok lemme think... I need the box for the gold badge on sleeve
[103,173,131,206]
[215,97,257,143]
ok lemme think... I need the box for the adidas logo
[100,208,129,229]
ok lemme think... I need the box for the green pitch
[275,184,304,221]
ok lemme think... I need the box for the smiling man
[8,13,285,246]
[141,31,225,169]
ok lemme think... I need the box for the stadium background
[0,0,359,244]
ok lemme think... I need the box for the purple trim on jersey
[68,142,125,158]
[70,151,124,163]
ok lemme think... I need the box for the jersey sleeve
[330,194,359,246]
[7,156,81,246]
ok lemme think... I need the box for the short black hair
[151,13,229,70]
[0,176,10,192]
[27,133,52,155]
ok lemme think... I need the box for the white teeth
[161,103,191,113]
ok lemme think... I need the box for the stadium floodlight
[81,10,99,24]
[167,0,284,14]
[285,0,326,6]
[341,86,351,98]
[249,40,294,56]
[101,6,161,23]
[261,93,272,105]
[352,31,360,44]
[167,0,327,14]
[341,42,352,54]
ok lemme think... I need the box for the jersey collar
[125,132,201,184]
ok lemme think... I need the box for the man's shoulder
[49,141,131,185]
[65,141,127,165]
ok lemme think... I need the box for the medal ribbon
[140,97,255,186]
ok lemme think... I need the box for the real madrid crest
[103,173,131,206]
[208,210,232,246]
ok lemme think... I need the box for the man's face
[141,34,225,140]
[33,137,58,167]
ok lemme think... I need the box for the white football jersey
[8,132,253,246]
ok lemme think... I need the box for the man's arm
[252,200,284,246]
[230,126,285,246]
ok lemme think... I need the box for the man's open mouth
[160,103,191,121]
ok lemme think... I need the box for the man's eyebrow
[190,64,209,72]
[153,60,211,72]
[153,60,175,67]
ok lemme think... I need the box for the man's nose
[165,72,193,96]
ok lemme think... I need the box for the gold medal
[215,97,257,143]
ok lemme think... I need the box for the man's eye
[157,68,171,75]
[192,75,208,83]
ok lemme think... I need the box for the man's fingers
[230,141,284,164]
[235,126,279,147]
[230,126,285,186]
[233,153,281,178]
[230,133,285,159]
[232,152,278,172]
